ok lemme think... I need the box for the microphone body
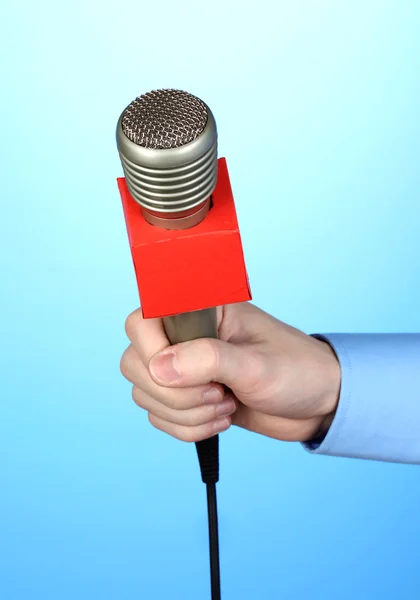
[163,307,218,344]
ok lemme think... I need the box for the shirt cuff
[303,334,420,464]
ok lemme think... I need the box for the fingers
[121,310,243,442]
[125,308,169,365]
[148,413,232,443]
[125,306,267,400]
[232,404,325,442]
[124,306,266,402]
[148,337,266,395]
[121,345,225,410]
[219,302,282,344]
[132,386,236,428]
[125,306,224,364]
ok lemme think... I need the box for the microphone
[116,89,219,346]
[116,88,251,600]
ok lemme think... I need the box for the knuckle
[147,414,199,443]
[124,310,142,341]
[166,394,194,411]
[131,386,144,406]
[195,338,219,372]
[161,394,178,410]
[161,387,202,411]
[120,346,132,380]
[181,427,197,443]
[186,405,214,427]
[148,412,160,430]
[184,410,200,427]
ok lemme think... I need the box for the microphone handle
[163,307,218,344]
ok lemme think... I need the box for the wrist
[318,339,341,420]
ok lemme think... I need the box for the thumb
[148,337,264,394]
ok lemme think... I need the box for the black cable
[195,436,221,600]
[206,482,221,600]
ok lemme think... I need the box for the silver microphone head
[116,89,218,229]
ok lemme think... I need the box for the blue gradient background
[1,1,420,599]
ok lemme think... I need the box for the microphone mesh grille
[121,89,208,150]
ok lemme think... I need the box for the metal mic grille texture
[121,89,208,149]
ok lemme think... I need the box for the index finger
[125,308,169,366]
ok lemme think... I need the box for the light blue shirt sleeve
[305,334,420,464]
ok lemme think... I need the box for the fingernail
[213,417,231,434]
[203,387,223,404]
[149,351,180,383]
[215,399,236,417]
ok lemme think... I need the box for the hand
[120,302,341,443]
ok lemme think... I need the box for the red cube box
[117,157,251,319]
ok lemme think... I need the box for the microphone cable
[196,435,221,600]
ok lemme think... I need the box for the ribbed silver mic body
[116,89,218,229]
